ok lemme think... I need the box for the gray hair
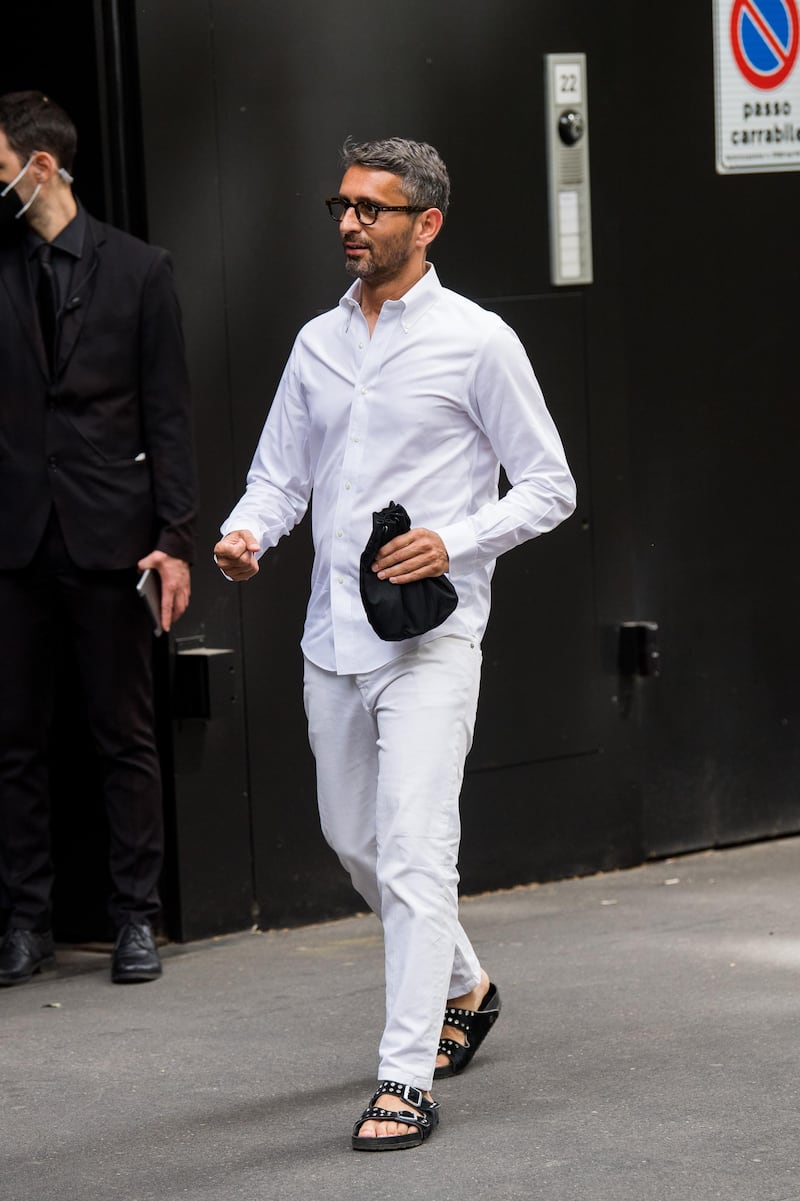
[340,136,450,218]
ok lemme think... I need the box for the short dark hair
[0,90,77,172]
[340,136,450,218]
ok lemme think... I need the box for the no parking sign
[714,0,800,172]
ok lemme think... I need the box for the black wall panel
[618,10,800,855]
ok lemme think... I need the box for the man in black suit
[0,91,197,986]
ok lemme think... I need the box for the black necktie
[36,242,58,372]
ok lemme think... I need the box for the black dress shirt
[26,202,88,318]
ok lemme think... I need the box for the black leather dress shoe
[111,920,162,984]
[0,928,56,986]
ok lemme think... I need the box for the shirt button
[360,386,367,395]
[358,342,364,349]
[353,436,360,443]
[344,481,351,490]
[336,529,343,538]
[337,576,344,584]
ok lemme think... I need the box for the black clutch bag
[359,501,458,641]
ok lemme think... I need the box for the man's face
[337,165,420,284]
[0,129,25,191]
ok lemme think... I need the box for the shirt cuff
[436,518,477,576]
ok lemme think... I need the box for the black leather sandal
[433,981,502,1078]
[351,1080,440,1151]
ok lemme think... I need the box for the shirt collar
[26,201,87,261]
[341,261,442,331]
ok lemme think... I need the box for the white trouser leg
[303,635,483,1090]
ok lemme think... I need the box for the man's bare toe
[357,1117,413,1139]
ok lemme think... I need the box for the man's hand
[372,527,449,584]
[137,550,191,633]
[213,530,261,582]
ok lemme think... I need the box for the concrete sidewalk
[3,835,800,1201]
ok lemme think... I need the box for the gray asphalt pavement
[3,834,800,1201]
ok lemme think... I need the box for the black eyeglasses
[325,197,427,226]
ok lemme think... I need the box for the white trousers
[303,634,483,1090]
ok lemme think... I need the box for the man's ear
[31,150,60,184]
[416,207,444,248]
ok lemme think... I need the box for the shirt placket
[329,306,394,668]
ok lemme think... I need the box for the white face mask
[0,151,74,220]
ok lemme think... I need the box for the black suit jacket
[0,212,197,570]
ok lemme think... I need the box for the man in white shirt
[214,137,576,1151]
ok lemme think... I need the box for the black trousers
[0,512,163,931]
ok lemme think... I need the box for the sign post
[714,0,800,172]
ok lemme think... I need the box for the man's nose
[339,204,362,233]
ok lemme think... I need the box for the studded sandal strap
[444,1005,475,1025]
[369,1079,427,1109]
[443,1006,475,1039]
[436,1036,460,1065]
[357,1104,433,1133]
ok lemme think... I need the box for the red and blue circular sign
[730,0,799,88]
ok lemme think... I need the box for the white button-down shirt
[221,264,576,674]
